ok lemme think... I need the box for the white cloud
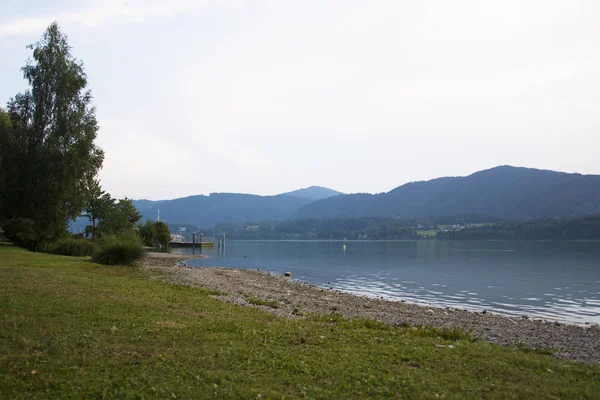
[0,0,207,38]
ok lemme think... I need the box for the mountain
[134,199,165,212]
[133,192,314,227]
[280,186,343,201]
[293,166,600,219]
[70,167,600,233]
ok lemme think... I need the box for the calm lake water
[173,240,600,324]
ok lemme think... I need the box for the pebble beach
[142,253,600,365]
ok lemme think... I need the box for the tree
[83,179,113,238]
[138,220,157,246]
[0,23,104,245]
[97,198,142,235]
[0,108,12,224]
[155,221,171,248]
[138,220,170,247]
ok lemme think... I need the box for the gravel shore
[141,254,600,365]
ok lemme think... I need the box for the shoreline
[141,254,600,365]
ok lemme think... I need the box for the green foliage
[0,109,11,220]
[49,238,97,257]
[0,107,11,129]
[137,220,157,246]
[2,246,600,399]
[154,221,170,247]
[0,23,104,245]
[137,220,170,247]
[92,229,144,265]
[2,218,43,250]
[97,198,142,236]
[83,179,113,238]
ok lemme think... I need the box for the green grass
[245,296,281,309]
[1,246,600,399]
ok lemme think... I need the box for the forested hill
[281,186,343,200]
[126,166,600,228]
[133,193,313,226]
[132,186,342,227]
[293,166,600,219]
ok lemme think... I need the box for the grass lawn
[1,245,599,399]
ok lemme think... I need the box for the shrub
[92,229,144,265]
[138,220,171,248]
[137,220,157,246]
[50,238,97,257]
[2,218,45,250]
[155,221,171,248]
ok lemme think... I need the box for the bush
[155,221,171,247]
[138,220,171,248]
[92,229,144,265]
[137,220,157,246]
[2,218,45,250]
[50,238,97,257]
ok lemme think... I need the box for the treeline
[172,214,600,241]
[436,215,600,240]
[209,219,418,240]
[186,214,501,240]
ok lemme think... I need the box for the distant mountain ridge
[85,166,600,230]
[293,166,600,219]
[281,186,343,200]
[132,186,342,227]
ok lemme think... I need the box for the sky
[1,0,599,200]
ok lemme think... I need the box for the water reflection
[171,240,600,324]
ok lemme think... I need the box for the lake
[172,240,600,324]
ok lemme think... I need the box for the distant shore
[142,254,600,365]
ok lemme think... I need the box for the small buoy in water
[284,272,292,277]
[244,255,248,258]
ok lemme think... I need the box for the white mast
[157,208,160,222]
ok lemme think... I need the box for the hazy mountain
[133,192,314,227]
[70,167,600,233]
[134,199,165,212]
[293,166,600,219]
[280,186,343,201]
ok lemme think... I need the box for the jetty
[170,233,216,248]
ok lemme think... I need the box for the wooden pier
[170,233,216,248]
[169,241,215,248]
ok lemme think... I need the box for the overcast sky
[1,0,599,200]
